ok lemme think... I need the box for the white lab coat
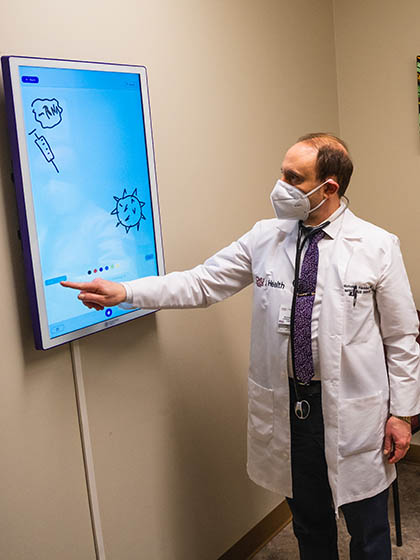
[123,208,420,512]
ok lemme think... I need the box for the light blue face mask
[270,179,330,221]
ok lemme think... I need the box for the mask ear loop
[304,180,328,200]
[308,179,344,216]
[309,196,327,215]
[306,180,330,215]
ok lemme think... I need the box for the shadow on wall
[156,303,270,559]
[0,93,68,370]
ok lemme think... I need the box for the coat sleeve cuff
[118,282,136,310]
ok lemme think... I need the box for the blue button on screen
[22,76,39,84]
[45,275,67,286]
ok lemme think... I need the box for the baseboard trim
[218,500,292,560]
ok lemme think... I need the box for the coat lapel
[276,220,299,268]
[319,209,363,343]
[336,211,363,285]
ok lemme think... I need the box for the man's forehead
[282,142,317,176]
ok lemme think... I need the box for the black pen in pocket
[352,285,358,307]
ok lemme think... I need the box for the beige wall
[334,0,420,305]
[0,1,340,559]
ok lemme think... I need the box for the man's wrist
[392,415,412,425]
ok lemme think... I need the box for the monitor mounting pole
[70,340,106,560]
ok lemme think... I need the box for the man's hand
[61,278,126,311]
[383,416,412,464]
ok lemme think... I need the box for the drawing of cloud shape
[31,98,63,128]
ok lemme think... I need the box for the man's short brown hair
[297,133,353,197]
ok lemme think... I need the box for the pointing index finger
[61,280,94,291]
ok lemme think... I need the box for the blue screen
[18,65,158,338]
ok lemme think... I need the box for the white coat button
[280,451,289,461]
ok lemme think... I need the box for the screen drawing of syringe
[29,129,59,173]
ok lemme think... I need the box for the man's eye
[285,173,298,184]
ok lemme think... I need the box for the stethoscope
[290,197,349,420]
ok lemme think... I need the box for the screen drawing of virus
[111,188,146,233]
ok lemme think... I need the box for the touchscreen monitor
[2,56,165,350]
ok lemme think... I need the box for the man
[62,133,420,559]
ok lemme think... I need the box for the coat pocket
[338,392,387,457]
[248,378,274,442]
[343,284,375,344]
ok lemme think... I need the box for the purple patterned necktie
[293,229,325,385]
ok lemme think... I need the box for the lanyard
[290,220,330,419]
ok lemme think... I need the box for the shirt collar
[303,199,347,240]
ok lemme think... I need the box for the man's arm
[121,229,255,309]
[376,235,420,416]
[62,224,257,310]
[376,235,420,463]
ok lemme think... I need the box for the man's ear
[324,179,339,196]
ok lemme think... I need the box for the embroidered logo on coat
[255,275,285,289]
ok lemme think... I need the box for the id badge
[277,304,291,334]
